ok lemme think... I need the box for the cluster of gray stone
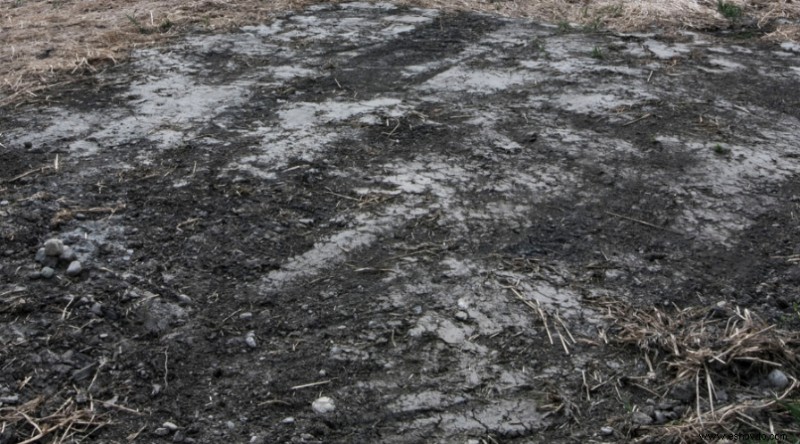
[32,238,83,279]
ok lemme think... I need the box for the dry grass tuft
[599,299,800,442]
[0,395,110,443]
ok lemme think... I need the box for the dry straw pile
[603,300,800,442]
[1,0,799,106]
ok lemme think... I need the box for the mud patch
[2,2,800,443]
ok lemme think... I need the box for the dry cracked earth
[2,2,800,443]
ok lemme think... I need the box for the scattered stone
[71,363,95,382]
[177,294,193,305]
[669,381,695,402]
[225,421,235,430]
[28,271,42,280]
[455,311,469,321]
[767,369,789,389]
[43,238,64,256]
[245,333,257,348]
[312,396,335,414]
[40,267,55,279]
[239,312,253,320]
[0,395,19,405]
[90,303,103,316]
[632,411,653,425]
[281,417,295,424]
[173,431,186,442]
[35,248,46,263]
[163,421,179,431]
[599,426,614,436]
[154,427,170,436]
[60,246,77,261]
[653,410,668,424]
[66,261,83,276]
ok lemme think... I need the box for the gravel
[767,369,790,389]
[312,396,335,414]
[40,267,55,279]
[154,427,170,436]
[632,411,653,425]
[60,246,77,261]
[245,333,257,348]
[66,260,83,276]
[43,238,64,256]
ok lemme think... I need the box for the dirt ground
[3,0,800,106]
[2,2,800,443]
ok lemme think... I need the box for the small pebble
[0,395,19,405]
[632,411,653,425]
[44,238,64,256]
[41,267,55,279]
[163,421,179,431]
[245,335,257,348]
[66,261,83,276]
[239,312,253,320]
[90,302,103,316]
[768,369,790,389]
[35,248,46,263]
[60,246,77,261]
[312,396,335,414]
[177,294,193,305]
[654,410,668,424]
[281,417,295,424]
[455,311,469,321]
[226,421,235,430]
[600,426,614,436]
[154,427,170,436]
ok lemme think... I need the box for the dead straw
[595,298,800,442]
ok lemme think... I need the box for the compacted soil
[2,3,800,443]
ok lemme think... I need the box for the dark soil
[2,3,800,443]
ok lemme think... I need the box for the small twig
[256,399,291,407]
[582,370,591,401]
[381,120,401,137]
[622,113,652,127]
[163,347,169,389]
[605,211,683,235]
[99,400,143,415]
[291,380,331,390]
[4,166,53,183]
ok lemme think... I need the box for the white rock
[768,369,790,389]
[162,421,179,431]
[312,396,335,414]
[600,426,614,435]
[60,246,77,261]
[245,334,257,348]
[43,238,64,256]
[281,417,295,424]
